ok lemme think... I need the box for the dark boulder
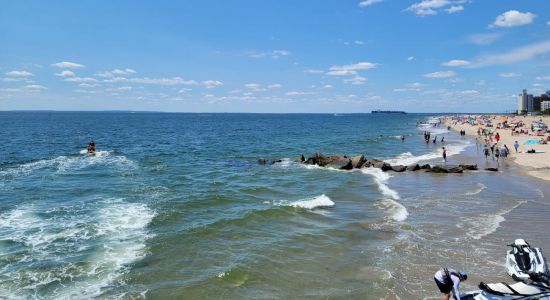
[459,164,478,170]
[326,157,353,170]
[420,164,431,170]
[295,154,305,163]
[485,167,498,172]
[391,165,407,172]
[363,159,380,168]
[373,161,392,171]
[270,159,283,165]
[406,164,420,171]
[351,155,366,169]
[426,165,463,173]
[305,151,329,166]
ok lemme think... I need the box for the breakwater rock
[264,152,480,174]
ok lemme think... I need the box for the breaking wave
[361,168,408,222]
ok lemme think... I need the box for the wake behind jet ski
[506,239,549,281]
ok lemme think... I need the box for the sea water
[0,112,549,299]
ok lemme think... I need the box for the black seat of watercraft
[515,252,532,271]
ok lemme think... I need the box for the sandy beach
[444,115,550,182]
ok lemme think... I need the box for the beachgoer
[433,136,437,144]
[490,143,495,160]
[483,145,489,160]
[401,135,405,142]
[442,147,447,163]
[441,137,445,143]
[434,268,467,300]
[495,148,500,161]
[514,141,519,153]
[495,132,500,142]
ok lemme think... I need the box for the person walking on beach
[483,145,490,160]
[434,268,468,300]
[495,132,500,143]
[442,147,447,163]
[514,141,520,153]
[490,143,496,160]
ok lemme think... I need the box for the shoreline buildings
[517,89,550,114]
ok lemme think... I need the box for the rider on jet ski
[87,141,95,154]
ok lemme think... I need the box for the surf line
[361,168,409,222]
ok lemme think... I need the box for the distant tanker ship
[371,110,406,114]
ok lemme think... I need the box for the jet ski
[506,239,549,281]
[462,273,550,300]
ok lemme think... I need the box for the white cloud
[466,33,503,45]
[322,84,333,89]
[441,59,470,67]
[446,5,463,14]
[247,50,290,59]
[25,84,47,91]
[354,40,365,45]
[267,84,282,89]
[327,61,377,76]
[79,83,100,88]
[469,40,550,68]
[326,70,357,76]
[304,69,324,74]
[55,70,75,77]
[6,70,33,77]
[202,80,223,88]
[112,68,137,75]
[407,56,415,61]
[547,21,550,26]
[284,91,313,96]
[127,77,198,85]
[244,83,267,91]
[358,0,383,7]
[51,61,85,68]
[461,90,479,95]
[536,76,550,81]
[406,0,464,16]
[65,77,98,83]
[490,10,536,28]
[343,76,367,85]
[178,88,192,93]
[424,70,456,78]
[330,61,377,72]
[499,72,521,78]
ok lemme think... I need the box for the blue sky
[1,0,550,113]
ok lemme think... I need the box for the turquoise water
[1,112,549,299]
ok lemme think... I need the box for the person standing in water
[442,147,447,163]
[434,268,468,300]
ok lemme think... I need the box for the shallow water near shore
[0,112,549,299]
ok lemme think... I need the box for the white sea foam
[458,201,526,240]
[0,151,137,181]
[463,183,486,196]
[361,168,408,222]
[287,194,335,209]
[384,140,470,166]
[0,198,155,298]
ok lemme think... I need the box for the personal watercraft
[506,239,549,281]
[463,273,550,300]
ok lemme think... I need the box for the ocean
[1,112,549,299]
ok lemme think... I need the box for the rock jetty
[261,152,483,174]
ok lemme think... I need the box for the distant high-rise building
[542,100,550,111]
[518,89,533,113]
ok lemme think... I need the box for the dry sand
[444,115,550,182]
